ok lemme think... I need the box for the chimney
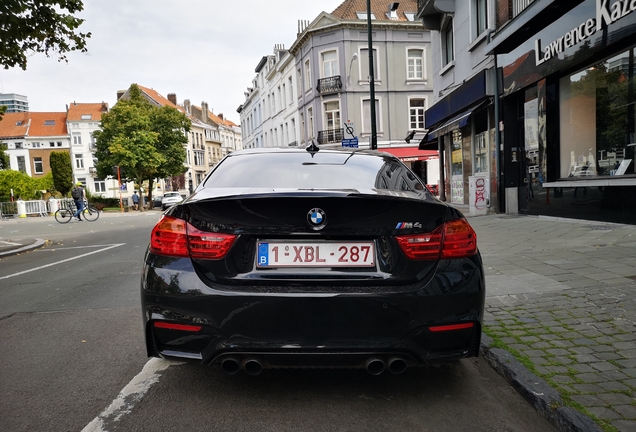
[167,93,177,105]
[202,102,209,121]
[218,113,224,121]
[116,90,125,100]
[184,99,191,114]
[101,102,108,112]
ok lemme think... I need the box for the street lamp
[366,0,377,150]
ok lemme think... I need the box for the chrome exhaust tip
[365,358,385,375]
[221,357,240,375]
[243,358,263,376]
[388,357,407,374]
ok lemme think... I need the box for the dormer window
[404,12,415,21]
[44,120,55,125]
[81,114,92,120]
[15,121,22,126]
[356,12,375,19]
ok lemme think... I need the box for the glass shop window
[559,46,636,178]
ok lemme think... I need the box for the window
[44,120,55,125]
[409,98,426,130]
[73,133,82,145]
[32,142,41,148]
[49,142,55,147]
[308,107,314,138]
[94,178,106,193]
[75,154,84,169]
[407,49,424,80]
[305,60,311,92]
[324,101,341,131]
[72,123,79,128]
[559,47,636,178]
[57,141,62,147]
[194,151,204,166]
[77,177,86,187]
[17,156,26,172]
[297,68,302,96]
[475,0,488,37]
[443,18,454,66]
[360,48,380,82]
[322,50,339,78]
[404,12,416,21]
[288,76,294,103]
[81,114,92,120]
[362,99,380,133]
[300,112,305,143]
[33,157,44,174]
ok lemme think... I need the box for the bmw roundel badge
[307,208,327,230]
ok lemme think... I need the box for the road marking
[81,358,182,432]
[0,240,23,246]
[0,243,125,280]
[35,244,124,251]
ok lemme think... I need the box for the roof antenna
[305,139,320,157]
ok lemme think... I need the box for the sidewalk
[468,214,636,432]
[1,210,635,430]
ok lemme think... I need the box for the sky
[1,0,346,124]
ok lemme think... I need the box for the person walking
[132,191,140,211]
[71,182,86,221]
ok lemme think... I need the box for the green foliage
[0,170,41,200]
[94,84,189,209]
[0,142,9,170]
[0,0,91,70]
[49,151,74,196]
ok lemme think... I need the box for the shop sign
[534,0,636,66]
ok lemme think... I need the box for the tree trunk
[147,177,155,210]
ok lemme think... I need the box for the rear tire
[82,207,100,222]
[54,209,72,224]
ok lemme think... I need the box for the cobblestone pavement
[469,214,636,432]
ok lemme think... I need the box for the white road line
[0,243,125,280]
[35,244,124,251]
[0,240,22,246]
[81,358,182,432]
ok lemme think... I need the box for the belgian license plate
[257,241,375,268]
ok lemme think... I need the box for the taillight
[150,215,237,259]
[396,218,477,260]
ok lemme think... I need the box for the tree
[93,84,189,210]
[0,143,9,170]
[0,170,40,200]
[0,0,91,70]
[50,151,74,196]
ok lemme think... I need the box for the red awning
[378,147,438,162]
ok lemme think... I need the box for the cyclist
[71,181,86,221]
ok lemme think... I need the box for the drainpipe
[488,30,502,213]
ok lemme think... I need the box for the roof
[136,85,183,111]
[67,102,108,121]
[0,112,30,138]
[0,112,68,138]
[331,0,417,21]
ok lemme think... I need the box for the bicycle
[55,200,100,223]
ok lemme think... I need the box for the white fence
[0,199,75,218]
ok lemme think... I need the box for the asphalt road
[0,213,556,432]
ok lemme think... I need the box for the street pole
[366,0,377,150]
[117,165,124,212]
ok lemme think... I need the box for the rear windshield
[164,192,180,197]
[203,152,426,192]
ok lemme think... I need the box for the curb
[480,334,603,432]
[0,239,47,258]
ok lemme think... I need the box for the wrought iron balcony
[316,76,343,94]
[317,128,344,144]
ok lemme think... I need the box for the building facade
[417,0,498,215]
[0,93,29,113]
[66,102,114,195]
[239,0,440,186]
[0,111,71,179]
[487,0,636,225]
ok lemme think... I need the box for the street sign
[342,137,359,148]
[344,121,355,140]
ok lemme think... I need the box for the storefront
[489,0,636,224]
[419,70,497,215]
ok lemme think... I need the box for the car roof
[226,146,397,159]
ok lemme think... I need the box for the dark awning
[378,147,438,162]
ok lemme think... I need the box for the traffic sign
[342,137,359,148]
[344,121,356,140]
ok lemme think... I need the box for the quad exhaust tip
[221,357,240,375]
[221,356,407,375]
[243,358,263,376]
[365,358,386,375]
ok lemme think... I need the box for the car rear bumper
[141,254,485,369]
